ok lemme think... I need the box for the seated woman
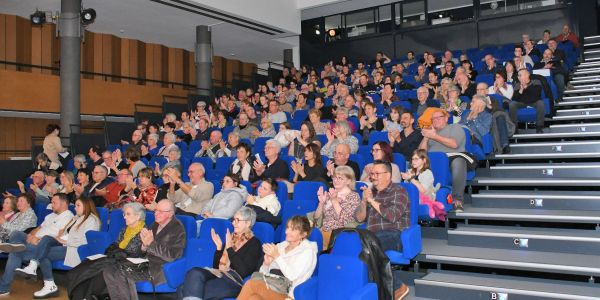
[313,166,360,249]
[320,121,359,158]
[287,121,321,160]
[154,166,180,206]
[155,147,182,176]
[460,95,493,147]
[73,168,92,198]
[245,178,282,225]
[384,106,404,133]
[273,122,297,148]
[360,142,402,183]
[252,118,276,139]
[177,207,262,299]
[358,102,384,145]
[35,153,60,173]
[201,174,248,219]
[124,148,146,177]
[67,202,145,300]
[141,133,161,160]
[290,143,328,184]
[401,149,446,221]
[124,167,158,206]
[237,216,318,300]
[0,194,36,243]
[442,85,467,124]
[307,108,329,135]
[229,143,258,182]
[57,170,76,204]
[16,197,100,298]
[0,196,17,222]
[488,69,514,109]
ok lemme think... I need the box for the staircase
[413,36,600,299]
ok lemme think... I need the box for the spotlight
[328,28,338,37]
[80,8,96,25]
[315,29,320,35]
[30,10,46,25]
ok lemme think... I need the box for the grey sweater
[201,186,248,219]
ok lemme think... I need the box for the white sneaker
[0,290,9,297]
[15,260,38,278]
[33,281,58,298]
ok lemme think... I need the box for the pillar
[59,0,81,138]
[195,25,212,97]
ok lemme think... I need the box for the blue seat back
[400,182,420,226]
[315,255,369,300]
[292,181,327,203]
[198,218,233,242]
[109,209,125,241]
[191,156,214,171]
[331,231,362,257]
[276,200,319,242]
[428,152,450,187]
[215,156,236,171]
[96,207,109,232]
[253,222,275,244]
[176,215,198,239]
[392,153,407,172]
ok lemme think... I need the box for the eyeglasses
[232,218,248,223]
[371,148,382,153]
[333,176,346,182]
[432,116,445,120]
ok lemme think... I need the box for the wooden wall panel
[128,39,139,83]
[0,14,6,70]
[5,15,17,71]
[93,32,103,79]
[31,25,42,73]
[16,17,32,71]
[212,56,223,87]
[0,69,188,115]
[41,23,54,74]
[101,34,112,76]
[160,45,168,87]
[111,35,121,82]
[121,38,130,83]
[168,48,183,84]
[225,59,241,88]
[186,51,195,86]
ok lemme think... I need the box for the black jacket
[328,228,394,300]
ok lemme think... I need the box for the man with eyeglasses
[103,199,185,300]
[409,86,440,116]
[88,165,115,207]
[167,163,214,217]
[313,96,334,121]
[326,143,360,182]
[253,140,290,182]
[355,160,410,300]
[419,108,467,212]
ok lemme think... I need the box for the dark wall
[0,160,33,193]
[301,4,591,67]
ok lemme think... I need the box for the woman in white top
[16,196,100,297]
[488,69,514,101]
[237,215,318,300]
[401,149,445,221]
[245,178,281,217]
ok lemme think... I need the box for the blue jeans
[0,231,35,292]
[177,268,243,300]
[495,114,510,148]
[34,236,66,281]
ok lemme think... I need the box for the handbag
[250,271,292,295]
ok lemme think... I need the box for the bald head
[334,143,351,165]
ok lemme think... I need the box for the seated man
[355,160,410,300]
[166,163,214,216]
[88,165,115,207]
[267,100,287,123]
[326,143,360,181]
[253,139,290,181]
[419,109,467,212]
[390,111,423,160]
[409,86,440,117]
[102,199,185,300]
[194,130,225,163]
[0,193,74,296]
[479,54,499,75]
[509,68,545,133]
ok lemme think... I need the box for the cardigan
[64,215,101,267]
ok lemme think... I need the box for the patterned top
[322,191,360,232]
[0,208,37,235]
[366,184,410,232]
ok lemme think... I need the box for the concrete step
[584,57,600,62]
[556,107,600,116]
[583,49,600,55]
[570,83,600,90]
[573,68,600,75]
[477,163,600,179]
[584,42,600,48]
[415,270,600,300]
[570,76,600,84]
[508,140,600,154]
[451,206,600,224]
[511,130,600,140]
[494,151,600,160]
[561,94,600,102]
[448,225,600,255]
[564,87,600,94]
[472,177,600,187]
[556,99,600,107]
[577,62,600,68]
[552,113,600,121]
[472,190,600,211]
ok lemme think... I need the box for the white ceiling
[0,0,304,64]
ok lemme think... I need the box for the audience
[253,140,290,181]
[389,111,423,160]
[0,194,36,243]
[460,95,493,147]
[326,143,361,182]
[321,121,359,158]
[245,178,282,224]
[361,142,402,183]
[401,150,445,221]
[287,121,321,160]
[291,143,328,184]
[509,68,545,133]
[229,143,258,182]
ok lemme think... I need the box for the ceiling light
[328,29,338,37]
[30,10,46,25]
[315,29,320,35]
[80,8,96,25]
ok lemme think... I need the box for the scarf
[219,231,254,271]
[119,221,145,249]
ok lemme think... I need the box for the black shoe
[502,145,511,154]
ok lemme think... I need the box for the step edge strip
[448,230,600,242]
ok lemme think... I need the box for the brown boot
[394,284,410,300]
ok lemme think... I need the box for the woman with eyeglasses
[123,167,158,206]
[237,215,318,300]
[177,207,262,300]
[200,174,247,219]
[313,166,360,249]
[360,142,402,183]
[67,202,145,299]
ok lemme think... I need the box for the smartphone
[254,154,264,165]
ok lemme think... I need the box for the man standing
[166,163,213,217]
[355,160,410,300]
[0,193,74,297]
